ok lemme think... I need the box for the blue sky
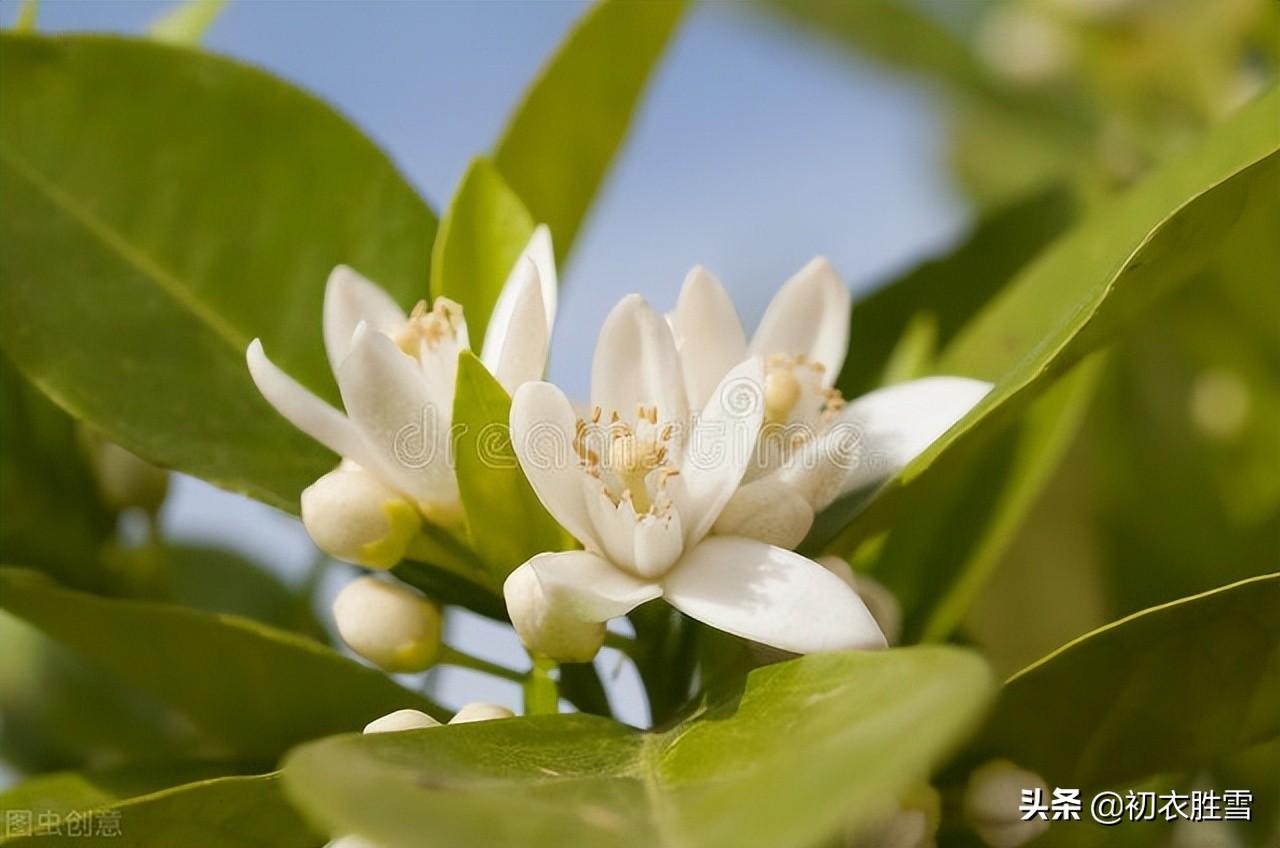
[1,0,968,724]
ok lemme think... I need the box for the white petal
[449,703,515,724]
[790,376,993,508]
[749,257,851,383]
[816,556,902,646]
[583,492,684,579]
[246,339,371,465]
[662,536,886,653]
[363,709,441,734]
[336,326,459,513]
[503,550,662,662]
[323,265,408,373]
[590,295,688,425]
[674,357,765,544]
[510,381,602,551]
[525,224,557,333]
[479,258,550,393]
[669,266,748,410]
[713,477,814,550]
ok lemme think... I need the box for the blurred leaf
[0,761,253,820]
[148,0,226,45]
[494,0,685,262]
[0,34,437,512]
[430,158,534,346]
[452,352,569,584]
[282,647,993,848]
[0,773,317,847]
[836,185,1077,399]
[0,355,115,589]
[971,574,1280,792]
[0,567,446,760]
[866,356,1104,644]
[818,87,1280,554]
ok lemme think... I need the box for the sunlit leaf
[148,0,227,46]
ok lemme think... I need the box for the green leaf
[0,567,446,760]
[859,356,1104,644]
[819,86,1280,554]
[148,0,227,45]
[282,647,994,848]
[13,0,37,33]
[0,762,254,821]
[452,351,569,583]
[0,355,115,590]
[494,0,685,262]
[430,158,534,345]
[0,774,317,847]
[0,34,437,512]
[972,574,1280,791]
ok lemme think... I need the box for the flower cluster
[247,231,990,672]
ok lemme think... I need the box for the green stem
[438,646,525,684]
[523,654,559,715]
[603,630,638,657]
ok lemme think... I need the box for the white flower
[502,295,885,663]
[247,227,556,550]
[332,575,443,673]
[963,760,1051,848]
[668,260,993,549]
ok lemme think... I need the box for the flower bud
[450,702,515,724]
[503,564,605,663]
[363,709,441,734]
[332,576,443,673]
[963,759,1050,848]
[302,463,420,569]
[79,428,169,513]
[847,784,940,848]
[817,556,902,645]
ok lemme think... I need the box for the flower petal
[748,257,851,383]
[504,550,662,662]
[510,381,603,551]
[246,339,371,464]
[323,265,408,373]
[713,477,814,550]
[590,294,688,426]
[524,224,557,333]
[662,536,886,653]
[479,258,550,393]
[785,376,993,508]
[336,325,459,513]
[669,266,748,410]
[674,357,765,544]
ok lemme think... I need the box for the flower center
[575,405,679,515]
[763,354,844,428]
[395,297,465,356]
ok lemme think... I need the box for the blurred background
[2,0,1276,806]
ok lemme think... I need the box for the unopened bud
[332,576,442,673]
[503,564,605,663]
[963,759,1050,847]
[363,709,441,734]
[302,463,420,569]
[848,784,940,848]
[450,702,515,724]
[79,428,169,513]
[817,556,902,645]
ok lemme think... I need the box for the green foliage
[972,574,1280,792]
[0,34,436,511]
[430,159,535,345]
[494,0,686,262]
[0,568,445,760]
[282,648,993,848]
[147,0,227,45]
[452,352,570,583]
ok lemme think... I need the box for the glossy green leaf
[973,574,1280,791]
[0,762,253,821]
[148,0,226,45]
[0,774,316,847]
[820,87,1280,554]
[494,0,685,262]
[0,355,115,590]
[430,158,534,345]
[282,647,994,848]
[452,352,569,583]
[862,356,1104,644]
[0,34,436,511]
[0,567,446,760]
